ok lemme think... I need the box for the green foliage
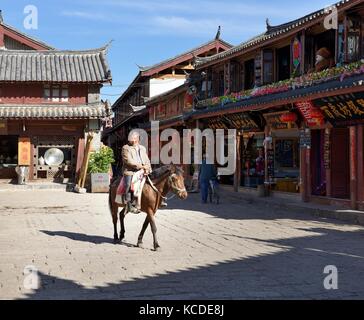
[88,146,115,174]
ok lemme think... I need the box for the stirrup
[161,200,168,207]
[127,202,140,214]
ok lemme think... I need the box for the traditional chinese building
[0,13,112,182]
[157,0,364,209]
[104,30,232,166]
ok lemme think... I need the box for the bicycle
[208,177,220,205]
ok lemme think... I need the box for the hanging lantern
[185,92,194,108]
[280,112,298,123]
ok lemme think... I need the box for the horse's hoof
[113,238,119,244]
[154,246,161,252]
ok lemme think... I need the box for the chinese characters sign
[296,101,325,127]
[18,137,31,166]
[314,93,364,126]
[206,113,260,131]
[264,111,298,130]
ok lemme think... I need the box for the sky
[1,0,333,104]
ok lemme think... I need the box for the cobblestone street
[0,189,364,300]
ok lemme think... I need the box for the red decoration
[185,92,193,108]
[280,112,298,123]
[296,101,325,127]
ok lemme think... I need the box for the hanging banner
[18,137,31,166]
[292,38,301,69]
[296,101,325,127]
[313,92,364,126]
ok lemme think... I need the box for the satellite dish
[44,148,64,166]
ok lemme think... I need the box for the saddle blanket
[115,170,146,209]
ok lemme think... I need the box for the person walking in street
[198,154,217,204]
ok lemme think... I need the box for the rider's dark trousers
[124,175,133,202]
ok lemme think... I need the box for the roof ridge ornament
[266,18,272,32]
[215,26,221,40]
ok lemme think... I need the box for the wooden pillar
[300,30,306,75]
[264,126,269,184]
[325,128,332,198]
[76,136,85,177]
[300,147,308,202]
[350,126,358,209]
[357,125,364,202]
[306,146,312,201]
[234,133,241,192]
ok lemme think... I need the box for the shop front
[310,92,364,209]
[263,111,301,194]
[0,118,95,183]
[203,112,263,188]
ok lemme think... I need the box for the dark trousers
[200,180,209,203]
[124,175,133,202]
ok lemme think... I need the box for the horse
[108,165,188,251]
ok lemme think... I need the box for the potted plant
[87,146,115,193]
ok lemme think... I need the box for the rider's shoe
[161,200,168,207]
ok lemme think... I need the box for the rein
[147,172,186,202]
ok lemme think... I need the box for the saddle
[115,170,146,208]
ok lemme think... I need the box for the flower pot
[90,173,110,193]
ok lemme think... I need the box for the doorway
[331,128,350,199]
[311,130,326,196]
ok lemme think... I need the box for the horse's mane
[150,165,171,181]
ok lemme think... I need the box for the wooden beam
[192,85,364,121]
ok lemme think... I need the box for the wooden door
[331,128,350,199]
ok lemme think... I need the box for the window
[263,49,274,84]
[346,15,361,62]
[44,85,69,102]
[337,22,345,65]
[244,59,255,90]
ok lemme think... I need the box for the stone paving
[0,189,364,300]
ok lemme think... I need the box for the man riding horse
[122,131,166,214]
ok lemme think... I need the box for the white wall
[149,78,186,98]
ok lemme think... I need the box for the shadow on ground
[27,225,364,300]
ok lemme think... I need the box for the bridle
[168,174,187,195]
[147,171,186,203]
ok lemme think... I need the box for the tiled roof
[138,39,233,74]
[0,47,112,83]
[195,0,356,68]
[0,102,109,119]
[1,20,55,50]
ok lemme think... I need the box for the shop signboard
[263,111,298,130]
[267,149,275,179]
[18,137,31,166]
[313,92,364,126]
[296,101,325,127]
[299,129,311,148]
[206,113,260,131]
